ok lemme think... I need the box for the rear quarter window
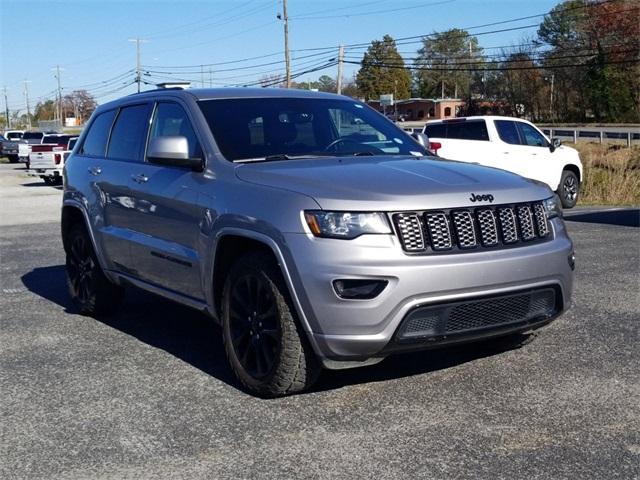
[424,123,446,138]
[425,121,489,141]
[81,110,117,157]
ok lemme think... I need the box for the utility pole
[209,68,213,87]
[336,45,344,95]
[23,80,32,130]
[549,73,555,121]
[128,37,147,93]
[201,65,205,88]
[2,86,10,129]
[280,0,291,88]
[54,65,63,126]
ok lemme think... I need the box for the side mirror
[411,131,430,149]
[147,136,203,171]
[549,137,561,152]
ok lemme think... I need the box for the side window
[446,120,489,141]
[517,122,548,147]
[423,123,446,138]
[107,104,151,161]
[495,120,521,145]
[80,110,116,156]
[148,102,201,158]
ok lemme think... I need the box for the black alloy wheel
[221,252,320,396]
[228,273,282,379]
[65,223,123,316]
[559,170,579,208]
[67,233,96,306]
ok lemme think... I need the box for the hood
[236,156,553,211]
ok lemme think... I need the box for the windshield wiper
[235,153,335,163]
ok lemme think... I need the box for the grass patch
[570,143,640,206]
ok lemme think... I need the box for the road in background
[1,163,639,479]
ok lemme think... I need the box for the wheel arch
[61,201,113,279]
[562,164,581,182]
[210,229,320,354]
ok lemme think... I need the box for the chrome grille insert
[452,210,477,248]
[498,207,518,244]
[424,212,453,250]
[393,213,424,251]
[516,205,536,241]
[532,203,549,237]
[476,209,499,246]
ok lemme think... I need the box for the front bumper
[282,217,574,361]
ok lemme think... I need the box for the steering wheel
[324,138,384,154]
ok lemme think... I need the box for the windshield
[198,97,425,161]
[7,132,22,140]
[23,132,44,142]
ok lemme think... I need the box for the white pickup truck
[27,134,77,185]
[423,116,583,208]
[18,131,48,167]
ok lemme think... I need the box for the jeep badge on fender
[469,193,495,202]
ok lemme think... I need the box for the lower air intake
[397,288,557,340]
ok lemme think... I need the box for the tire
[65,223,124,316]
[8,155,19,163]
[221,252,320,397]
[42,177,54,185]
[557,170,579,209]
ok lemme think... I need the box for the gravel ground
[1,163,639,479]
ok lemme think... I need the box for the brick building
[367,98,466,121]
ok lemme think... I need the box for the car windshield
[7,133,21,140]
[198,97,425,162]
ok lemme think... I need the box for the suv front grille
[392,201,550,254]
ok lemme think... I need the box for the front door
[126,101,207,300]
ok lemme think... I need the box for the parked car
[0,134,20,162]
[3,130,25,142]
[423,116,584,208]
[62,88,574,396]
[27,134,78,185]
[18,131,46,167]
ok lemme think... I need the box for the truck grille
[392,202,550,254]
[397,287,558,340]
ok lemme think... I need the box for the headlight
[543,195,562,219]
[304,211,391,239]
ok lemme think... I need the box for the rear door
[125,100,206,299]
[86,103,152,272]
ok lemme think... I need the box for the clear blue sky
[1,0,558,113]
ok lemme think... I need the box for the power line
[292,0,456,20]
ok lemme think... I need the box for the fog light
[333,279,388,299]
[568,252,575,271]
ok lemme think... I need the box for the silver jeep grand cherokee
[62,88,574,396]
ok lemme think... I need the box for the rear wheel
[558,170,579,208]
[221,252,320,396]
[65,223,124,316]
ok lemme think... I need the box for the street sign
[380,94,394,106]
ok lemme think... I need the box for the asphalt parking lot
[1,162,639,479]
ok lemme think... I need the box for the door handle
[88,166,102,176]
[132,173,149,184]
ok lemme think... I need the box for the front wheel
[221,252,320,397]
[65,223,124,316]
[558,170,579,209]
